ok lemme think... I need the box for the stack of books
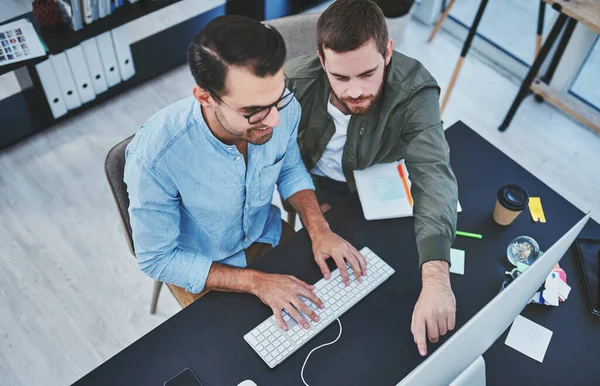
[56,0,140,31]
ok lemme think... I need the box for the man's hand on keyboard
[411,260,456,356]
[252,273,324,331]
[311,230,367,285]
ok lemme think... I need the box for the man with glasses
[124,15,366,330]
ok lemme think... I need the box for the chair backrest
[104,14,321,254]
[266,12,320,60]
[104,135,135,255]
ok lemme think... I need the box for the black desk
[73,121,599,386]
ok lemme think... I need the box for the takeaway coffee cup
[493,185,529,226]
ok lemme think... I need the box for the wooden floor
[0,1,599,386]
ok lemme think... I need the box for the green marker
[456,231,483,239]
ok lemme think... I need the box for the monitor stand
[450,356,486,386]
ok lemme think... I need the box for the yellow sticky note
[529,197,546,223]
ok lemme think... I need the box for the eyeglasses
[206,84,296,125]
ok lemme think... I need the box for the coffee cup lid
[497,185,529,211]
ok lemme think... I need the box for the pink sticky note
[554,269,567,283]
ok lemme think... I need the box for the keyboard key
[246,335,259,346]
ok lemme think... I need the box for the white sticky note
[530,292,542,304]
[505,315,553,363]
[556,279,571,300]
[450,249,465,275]
[543,286,560,306]
[542,276,560,306]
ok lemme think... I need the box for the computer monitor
[398,213,591,386]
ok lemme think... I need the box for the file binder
[65,45,96,104]
[96,31,121,87]
[98,0,108,18]
[81,38,109,95]
[91,0,99,21]
[110,26,136,81]
[35,59,68,119]
[49,52,82,110]
[82,0,93,24]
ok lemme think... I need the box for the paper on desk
[542,280,560,306]
[545,271,571,303]
[556,279,571,301]
[450,249,465,275]
[505,315,553,363]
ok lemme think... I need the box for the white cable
[300,318,343,386]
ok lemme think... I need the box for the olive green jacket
[284,51,458,267]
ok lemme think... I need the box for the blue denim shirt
[124,96,314,293]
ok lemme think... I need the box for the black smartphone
[164,368,203,386]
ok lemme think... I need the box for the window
[444,0,555,65]
[569,37,600,111]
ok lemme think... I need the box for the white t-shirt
[310,96,351,182]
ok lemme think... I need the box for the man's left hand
[312,230,367,285]
[411,260,456,356]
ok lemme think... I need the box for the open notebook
[354,160,462,221]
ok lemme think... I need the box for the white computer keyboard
[243,247,394,368]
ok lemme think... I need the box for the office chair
[267,12,319,228]
[104,135,178,313]
[103,13,320,312]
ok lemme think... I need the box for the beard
[331,76,385,115]
[246,127,273,145]
[215,107,274,145]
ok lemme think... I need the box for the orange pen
[397,163,414,206]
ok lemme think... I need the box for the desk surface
[73,121,599,386]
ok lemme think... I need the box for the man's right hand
[252,272,323,331]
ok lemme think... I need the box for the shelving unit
[0,0,326,150]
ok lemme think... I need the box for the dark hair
[187,15,286,95]
[317,0,389,58]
